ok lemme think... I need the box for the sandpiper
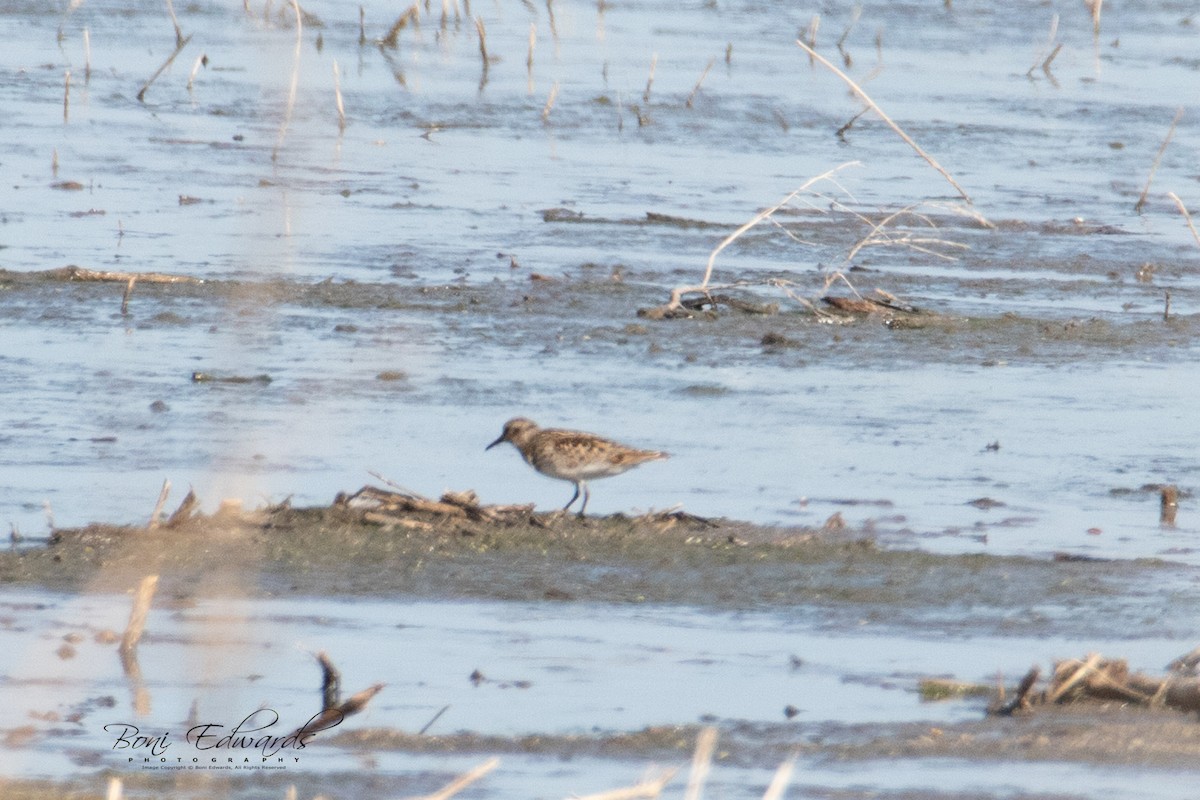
[486,417,668,516]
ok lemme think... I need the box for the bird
[486,418,668,516]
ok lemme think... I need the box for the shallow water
[2,0,1199,559]
[2,590,1196,797]
[3,0,1200,795]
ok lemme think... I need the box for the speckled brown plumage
[486,418,668,516]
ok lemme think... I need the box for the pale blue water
[2,0,1200,795]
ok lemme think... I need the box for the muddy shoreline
[5,503,1200,798]
[0,502,1182,633]
[5,709,1200,800]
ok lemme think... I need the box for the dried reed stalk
[271,0,303,162]
[1041,43,1063,75]
[63,70,71,123]
[58,0,86,41]
[802,14,819,64]
[120,276,136,315]
[405,757,499,800]
[120,575,159,658]
[843,203,971,263]
[684,726,718,800]
[475,16,489,61]
[417,704,450,735]
[1026,14,1058,77]
[137,33,193,102]
[527,22,536,83]
[164,0,183,45]
[148,479,171,528]
[1090,0,1103,35]
[574,768,677,800]
[795,38,977,208]
[186,53,206,91]
[761,758,795,800]
[836,6,860,66]
[83,28,91,81]
[835,107,868,140]
[1168,192,1200,248]
[333,59,346,131]
[697,161,859,290]
[685,58,714,108]
[542,81,559,122]
[643,52,657,103]
[380,5,417,48]
[1135,108,1184,214]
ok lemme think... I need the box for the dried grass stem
[795,37,980,210]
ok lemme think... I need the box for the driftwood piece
[317,651,341,712]
[679,293,779,315]
[822,294,921,315]
[1132,673,1200,711]
[1167,645,1200,675]
[294,651,384,738]
[991,665,1040,716]
[119,575,159,716]
[191,372,272,384]
[635,508,719,531]
[344,484,535,524]
[363,512,435,531]
[1047,653,1106,704]
[147,479,171,529]
[53,265,203,284]
[982,649,1200,717]
[164,489,199,528]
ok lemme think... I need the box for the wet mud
[6,708,1200,800]
[0,501,1186,639]
[3,264,1198,374]
[5,502,1200,797]
[4,502,1200,795]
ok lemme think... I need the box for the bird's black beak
[486,435,505,451]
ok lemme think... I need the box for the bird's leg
[563,482,581,512]
[577,482,590,518]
